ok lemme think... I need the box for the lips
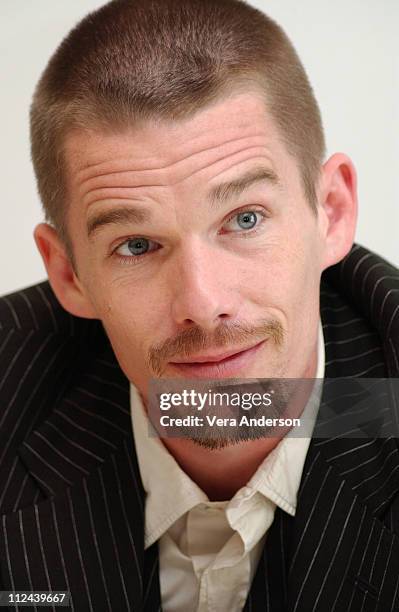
[168,340,266,378]
[171,344,259,363]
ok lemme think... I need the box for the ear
[34,223,97,319]
[319,153,358,271]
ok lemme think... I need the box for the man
[0,0,398,610]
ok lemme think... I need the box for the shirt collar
[245,321,325,515]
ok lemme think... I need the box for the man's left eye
[223,210,264,232]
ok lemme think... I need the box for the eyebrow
[208,166,279,207]
[86,166,279,239]
[87,207,151,239]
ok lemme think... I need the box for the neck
[160,435,281,501]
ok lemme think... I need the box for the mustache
[147,319,284,376]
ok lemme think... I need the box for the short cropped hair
[30,0,325,260]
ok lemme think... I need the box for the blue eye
[223,209,265,233]
[236,211,257,229]
[127,238,150,255]
[115,237,159,258]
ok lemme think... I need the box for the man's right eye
[115,237,160,258]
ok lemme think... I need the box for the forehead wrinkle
[76,169,166,204]
[178,145,275,191]
[79,146,278,208]
[80,144,272,208]
[72,132,270,191]
[82,187,165,209]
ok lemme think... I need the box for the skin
[34,90,357,500]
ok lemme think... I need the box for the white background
[1,0,398,295]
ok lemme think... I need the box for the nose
[170,239,241,331]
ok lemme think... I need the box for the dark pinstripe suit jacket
[0,244,399,612]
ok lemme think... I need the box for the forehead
[64,91,290,185]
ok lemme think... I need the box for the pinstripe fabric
[0,244,398,611]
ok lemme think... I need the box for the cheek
[250,244,320,295]
[98,301,153,387]
[90,279,165,353]
[242,226,322,318]
[104,299,149,338]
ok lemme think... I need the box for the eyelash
[111,205,268,265]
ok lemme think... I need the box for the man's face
[64,91,327,401]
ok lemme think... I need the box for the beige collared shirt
[130,324,325,611]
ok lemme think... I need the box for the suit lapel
[0,440,146,611]
[245,439,399,612]
[286,339,399,610]
[0,343,162,611]
[287,444,399,611]
[17,344,133,497]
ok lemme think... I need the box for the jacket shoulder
[0,280,106,346]
[322,244,399,332]
[1,280,79,336]
[322,243,399,375]
[0,281,109,412]
[0,282,113,457]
